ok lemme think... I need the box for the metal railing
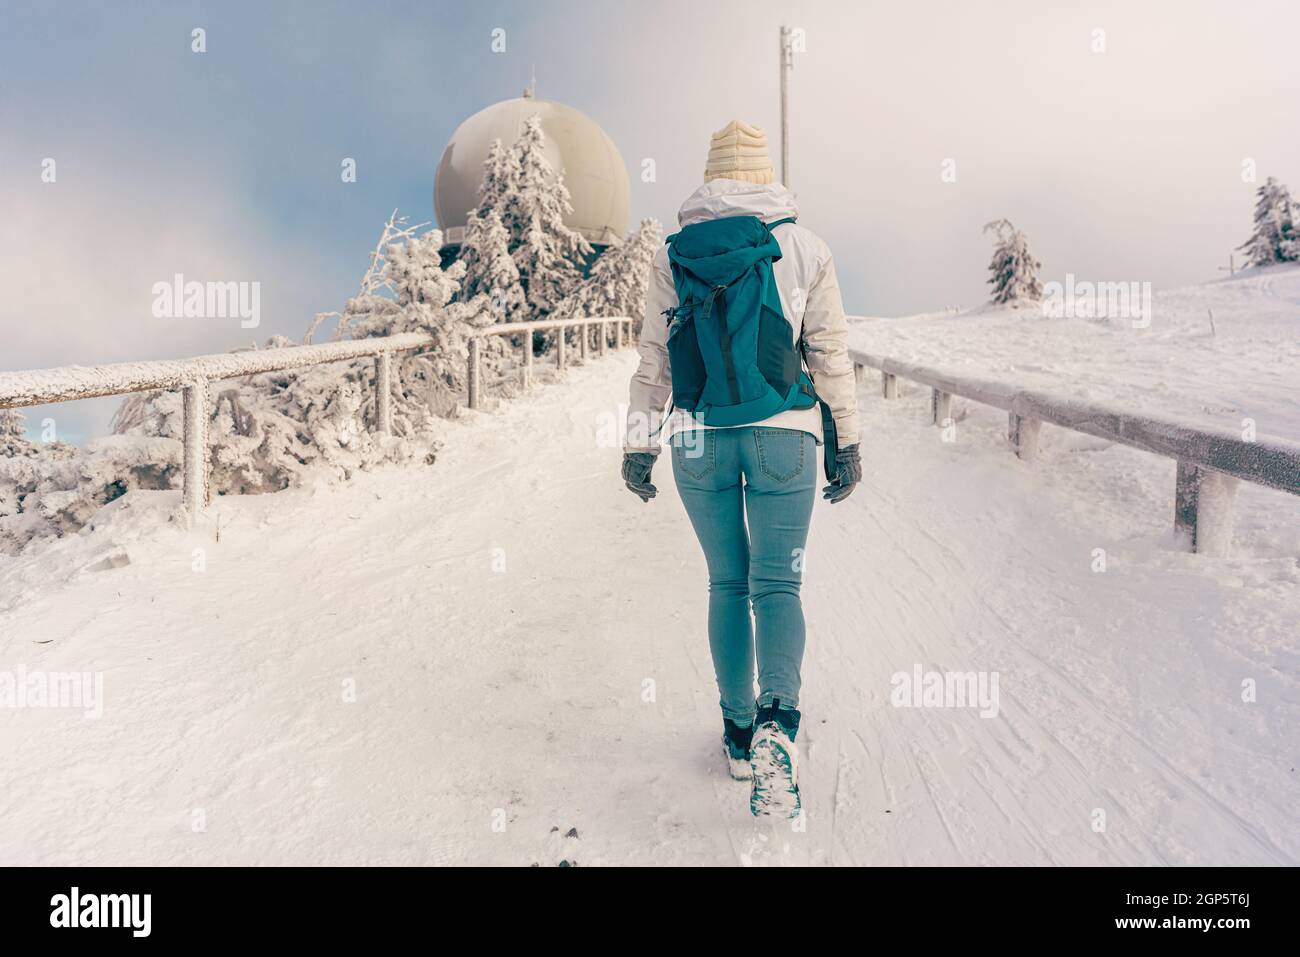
[467,317,632,409]
[6,316,1291,557]
[0,317,635,522]
[849,348,1300,557]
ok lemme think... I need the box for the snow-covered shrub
[0,408,180,554]
[984,219,1043,305]
[116,220,483,493]
[1238,177,1299,266]
[379,229,500,412]
[305,210,420,345]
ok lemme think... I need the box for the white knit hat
[704,120,775,184]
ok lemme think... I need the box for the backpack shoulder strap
[765,216,797,231]
[797,338,840,481]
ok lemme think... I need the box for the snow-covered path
[1,350,1296,866]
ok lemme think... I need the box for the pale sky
[3,0,1297,439]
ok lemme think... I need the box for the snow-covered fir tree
[475,139,519,220]
[984,219,1043,304]
[620,218,663,333]
[458,206,526,323]
[1237,177,1299,266]
[506,116,593,319]
[554,218,662,335]
[380,229,497,414]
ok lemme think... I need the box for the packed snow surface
[0,271,1296,865]
[850,265,1300,446]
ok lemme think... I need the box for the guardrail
[849,348,1300,557]
[0,316,635,523]
[467,317,631,409]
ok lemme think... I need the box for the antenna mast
[779,26,793,189]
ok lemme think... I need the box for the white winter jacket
[625,179,861,454]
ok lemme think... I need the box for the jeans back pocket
[673,430,715,480]
[753,429,806,483]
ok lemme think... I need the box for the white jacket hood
[677,179,799,227]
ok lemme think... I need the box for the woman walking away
[621,120,861,818]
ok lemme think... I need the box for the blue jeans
[670,426,817,725]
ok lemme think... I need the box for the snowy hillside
[850,265,1300,444]
[0,340,1295,865]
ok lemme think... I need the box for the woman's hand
[822,444,861,503]
[622,451,658,502]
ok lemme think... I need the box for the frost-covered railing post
[931,389,953,428]
[848,346,1300,557]
[467,338,482,411]
[182,379,209,521]
[1008,413,1041,461]
[1175,462,1238,558]
[375,351,393,436]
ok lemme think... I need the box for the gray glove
[822,444,861,503]
[622,451,658,502]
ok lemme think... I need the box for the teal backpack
[662,215,838,476]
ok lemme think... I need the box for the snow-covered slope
[851,264,1300,444]
[0,345,1294,866]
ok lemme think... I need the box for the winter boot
[722,717,755,780]
[749,698,801,818]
